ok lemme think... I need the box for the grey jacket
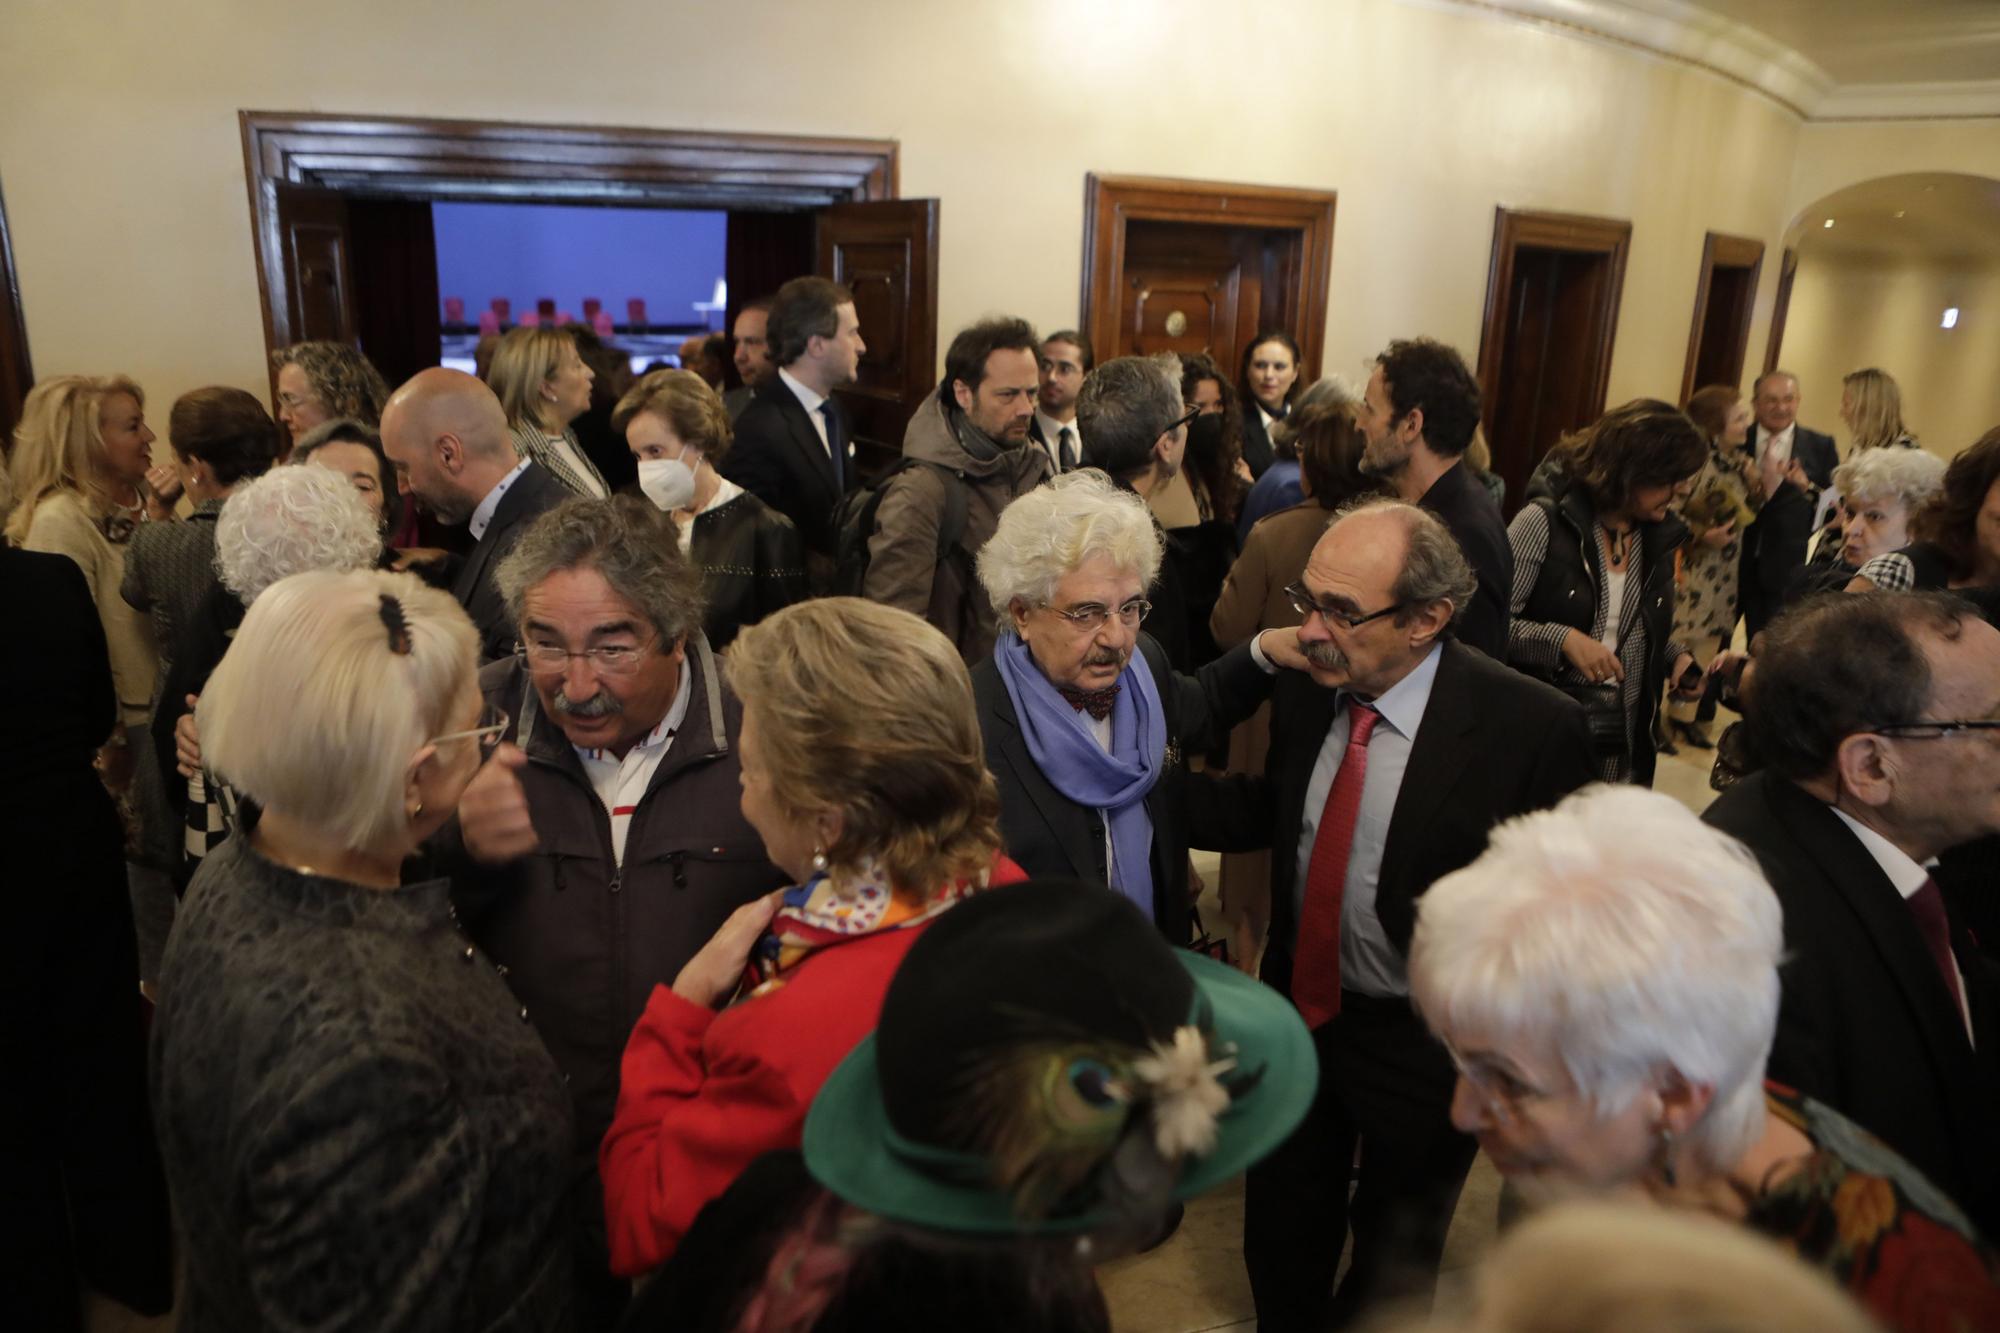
[861,386,1052,662]
[437,635,786,1156]
[153,837,576,1333]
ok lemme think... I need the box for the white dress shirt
[1829,808,1972,1043]
[779,367,833,459]
[1034,409,1077,472]
[1753,422,1797,470]
[468,457,533,541]
[575,662,693,866]
[1291,642,1444,998]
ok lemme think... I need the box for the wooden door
[0,175,31,454]
[1477,209,1631,512]
[272,183,358,348]
[1764,248,1799,377]
[1680,232,1765,400]
[815,198,939,471]
[723,210,815,391]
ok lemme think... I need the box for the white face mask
[637,451,702,512]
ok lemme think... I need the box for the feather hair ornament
[1132,1025,1237,1159]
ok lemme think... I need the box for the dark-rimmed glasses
[1164,404,1201,437]
[1283,582,1407,631]
[1869,719,2000,741]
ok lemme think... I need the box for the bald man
[382,368,570,660]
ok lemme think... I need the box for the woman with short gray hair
[1409,783,2000,1330]
[970,469,1281,944]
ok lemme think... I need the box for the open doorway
[1680,232,1764,401]
[242,112,934,476]
[1475,208,1631,512]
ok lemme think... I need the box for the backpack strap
[929,462,971,566]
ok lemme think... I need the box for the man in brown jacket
[861,317,1053,662]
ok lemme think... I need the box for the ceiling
[1692,0,2000,86]
[1794,173,2000,263]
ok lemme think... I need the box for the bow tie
[1056,682,1121,721]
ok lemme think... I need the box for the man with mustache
[428,495,784,1327]
[1239,500,1595,1331]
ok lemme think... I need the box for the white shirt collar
[1035,409,1075,441]
[1757,421,1796,450]
[1346,641,1443,740]
[778,366,826,417]
[1828,807,1934,899]
[469,457,533,541]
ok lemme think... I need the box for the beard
[553,686,623,719]
[1358,435,1412,480]
[413,483,471,525]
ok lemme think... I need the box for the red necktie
[1908,877,1968,1035]
[1292,702,1379,1030]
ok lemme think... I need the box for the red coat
[599,856,1025,1275]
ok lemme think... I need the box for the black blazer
[450,461,571,663]
[1738,476,1814,643]
[1256,639,1595,991]
[1417,459,1513,661]
[971,635,1272,945]
[1791,425,1838,490]
[687,490,809,651]
[1703,771,2000,1235]
[1238,400,1277,480]
[720,375,856,559]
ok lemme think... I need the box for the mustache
[1303,640,1347,672]
[553,687,623,719]
[1082,647,1129,669]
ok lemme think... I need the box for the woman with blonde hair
[1840,366,1918,454]
[600,598,1025,1276]
[615,367,806,649]
[153,568,575,1332]
[487,325,608,498]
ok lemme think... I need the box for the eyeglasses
[1282,582,1408,631]
[1869,718,2000,741]
[514,636,657,676]
[430,702,509,756]
[1443,1042,1554,1122]
[1164,405,1201,436]
[1047,598,1153,632]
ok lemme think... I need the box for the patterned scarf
[741,854,987,999]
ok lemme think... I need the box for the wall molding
[1413,0,2000,123]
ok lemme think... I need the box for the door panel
[816,198,938,467]
[1116,219,1304,372]
[1680,232,1765,400]
[274,183,357,347]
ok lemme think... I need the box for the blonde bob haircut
[725,598,1001,894]
[198,569,477,851]
[611,368,734,467]
[486,326,578,432]
[1840,366,1908,452]
[5,373,145,544]
[1409,784,1783,1178]
[976,468,1163,631]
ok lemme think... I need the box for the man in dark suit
[968,469,1282,944]
[720,276,865,568]
[1736,369,1838,640]
[1703,591,2000,1235]
[1240,500,1595,1331]
[721,296,774,422]
[1028,328,1091,474]
[1354,337,1512,660]
[380,367,569,661]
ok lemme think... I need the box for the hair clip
[378,594,413,655]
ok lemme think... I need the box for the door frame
[1475,207,1631,439]
[1763,247,1799,378]
[0,175,32,450]
[1679,231,1765,402]
[240,111,900,355]
[1079,173,1336,380]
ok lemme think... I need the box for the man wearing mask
[862,317,1053,662]
[722,297,774,422]
[1029,329,1092,474]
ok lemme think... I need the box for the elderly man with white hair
[970,468,1294,945]
[1411,783,2000,1331]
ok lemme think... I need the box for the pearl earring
[811,844,829,873]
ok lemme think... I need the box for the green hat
[802,879,1317,1234]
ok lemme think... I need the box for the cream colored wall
[0,0,1819,423]
[1781,254,2000,458]
[1787,121,2000,227]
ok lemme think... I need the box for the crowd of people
[6,267,2000,1333]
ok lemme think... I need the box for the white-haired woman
[164,465,384,879]
[1790,445,1949,601]
[153,568,575,1332]
[1409,784,2000,1332]
[488,325,606,498]
[970,468,1292,947]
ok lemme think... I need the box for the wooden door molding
[0,175,32,452]
[1080,173,1335,380]
[240,111,898,354]
[816,198,939,464]
[1476,208,1631,441]
[1764,247,1799,378]
[1679,231,1765,402]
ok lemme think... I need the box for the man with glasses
[862,316,1053,662]
[429,495,785,1327]
[1241,500,1594,1332]
[970,469,1294,946]
[1704,590,2000,1236]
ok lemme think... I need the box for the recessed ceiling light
[1894,210,1906,219]
[1823,219,1835,228]
[1943,307,1960,330]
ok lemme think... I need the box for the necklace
[1601,522,1635,571]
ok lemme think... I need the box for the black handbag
[1554,680,1628,762]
